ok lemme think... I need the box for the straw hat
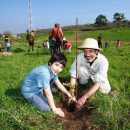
[78,38,102,50]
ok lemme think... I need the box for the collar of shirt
[86,54,98,66]
[46,64,56,79]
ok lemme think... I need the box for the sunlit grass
[0,28,130,129]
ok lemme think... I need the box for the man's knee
[99,83,111,94]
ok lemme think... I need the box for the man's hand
[54,108,65,118]
[76,95,87,111]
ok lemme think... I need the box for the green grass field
[0,27,130,130]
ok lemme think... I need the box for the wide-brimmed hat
[78,38,102,50]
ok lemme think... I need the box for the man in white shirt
[69,38,111,110]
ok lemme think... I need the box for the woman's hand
[54,108,65,118]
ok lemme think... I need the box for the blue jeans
[28,91,51,112]
[23,80,54,112]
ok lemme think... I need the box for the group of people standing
[48,23,71,55]
[26,23,72,55]
[97,33,121,49]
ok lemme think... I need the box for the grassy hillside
[0,27,130,130]
[14,26,130,43]
[79,27,130,41]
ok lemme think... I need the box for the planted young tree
[95,14,108,26]
[113,12,125,27]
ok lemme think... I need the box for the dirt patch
[56,94,102,130]
[55,78,102,130]
[68,31,84,43]
[57,97,103,130]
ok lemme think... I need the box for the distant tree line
[1,12,130,36]
[95,12,129,27]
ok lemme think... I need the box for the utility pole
[29,0,32,32]
[75,17,78,98]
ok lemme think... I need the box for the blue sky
[0,0,130,34]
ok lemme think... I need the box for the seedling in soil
[63,82,78,112]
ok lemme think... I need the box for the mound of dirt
[56,94,102,130]
[55,78,103,130]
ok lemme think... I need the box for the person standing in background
[26,30,35,52]
[97,34,103,48]
[49,23,64,53]
[115,40,121,48]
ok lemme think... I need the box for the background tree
[113,12,125,27]
[3,31,12,37]
[95,14,108,26]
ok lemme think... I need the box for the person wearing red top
[49,23,64,53]
[64,41,72,52]
[115,39,121,48]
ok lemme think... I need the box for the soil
[55,78,103,130]
[68,31,84,42]
[56,93,103,130]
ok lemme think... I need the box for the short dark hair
[48,52,67,67]
[55,23,60,28]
